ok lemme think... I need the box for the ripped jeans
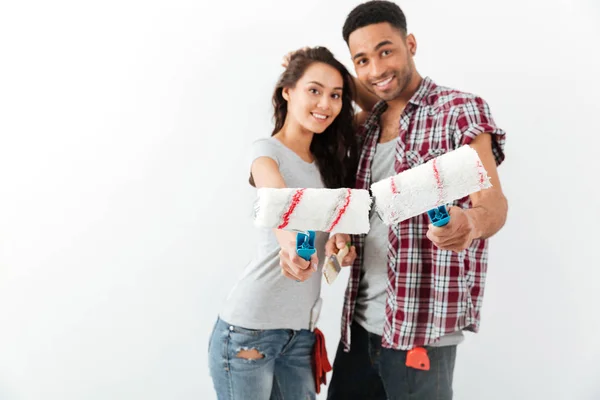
[208,317,316,400]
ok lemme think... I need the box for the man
[280,1,507,399]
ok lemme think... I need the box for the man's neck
[385,73,423,113]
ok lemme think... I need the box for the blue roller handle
[427,205,450,227]
[296,231,316,261]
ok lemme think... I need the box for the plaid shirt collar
[361,76,435,135]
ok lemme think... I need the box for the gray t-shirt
[354,139,464,347]
[219,138,327,331]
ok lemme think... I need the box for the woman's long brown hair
[270,47,359,189]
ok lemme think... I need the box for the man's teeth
[376,76,393,87]
[312,113,327,120]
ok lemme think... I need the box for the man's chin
[376,91,401,102]
[368,86,400,102]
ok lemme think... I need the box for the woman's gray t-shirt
[219,138,328,331]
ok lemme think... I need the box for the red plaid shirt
[342,77,506,351]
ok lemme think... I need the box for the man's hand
[281,47,310,68]
[426,206,477,252]
[279,241,318,282]
[325,234,357,267]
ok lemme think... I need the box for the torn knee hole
[236,348,264,360]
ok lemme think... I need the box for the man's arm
[427,133,507,252]
[355,109,369,128]
[352,75,379,114]
[464,133,508,239]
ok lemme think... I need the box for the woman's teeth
[311,113,328,120]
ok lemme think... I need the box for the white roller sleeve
[253,188,371,234]
[371,145,492,225]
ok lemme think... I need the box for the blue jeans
[208,317,316,400]
[327,322,457,400]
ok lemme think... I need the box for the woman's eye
[332,93,341,99]
[309,88,319,95]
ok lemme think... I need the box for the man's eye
[382,50,391,56]
[358,59,367,66]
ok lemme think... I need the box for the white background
[1,0,599,399]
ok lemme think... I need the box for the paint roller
[253,145,491,283]
[370,144,492,227]
[253,188,372,283]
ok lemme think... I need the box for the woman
[208,47,358,399]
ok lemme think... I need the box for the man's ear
[406,33,417,56]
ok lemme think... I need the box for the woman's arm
[251,157,318,281]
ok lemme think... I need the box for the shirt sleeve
[452,96,506,166]
[249,138,281,167]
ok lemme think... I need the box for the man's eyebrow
[353,40,394,60]
[352,52,365,61]
[375,40,393,51]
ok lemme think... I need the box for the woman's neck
[274,119,314,163]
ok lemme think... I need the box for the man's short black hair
[342,1,407,43]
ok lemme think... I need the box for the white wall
[1,0,599,399]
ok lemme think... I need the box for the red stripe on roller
[278,188,305,229]
[390,177,398,194]
[327,189,352,232]
[476,160,485,186]
[432,158,443,203]
[389,177,399,221]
